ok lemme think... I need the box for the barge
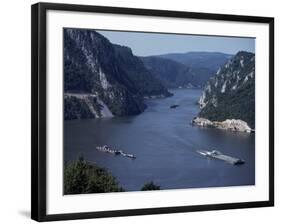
[197,150,245,165]
[96,145,136,159]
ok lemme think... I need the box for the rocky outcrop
[198,51,255,128]
[192,117,252,133]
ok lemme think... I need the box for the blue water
[64,89,255,191]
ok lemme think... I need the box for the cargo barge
[197,150,245,165]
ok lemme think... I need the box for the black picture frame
[31,2,274,222]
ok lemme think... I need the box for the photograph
[31,2,274,221]
[63,28,256,195]
[0,0,277,223]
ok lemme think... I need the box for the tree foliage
[64,96,96,120]
[64,157,124,194]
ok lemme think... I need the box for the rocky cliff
[198,51,255,128]
[64,28,171,120]
[114,45,172,97]
[192,117,252,133]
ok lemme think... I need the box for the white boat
[197,150,245,165]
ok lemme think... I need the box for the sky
[98,30,255,57]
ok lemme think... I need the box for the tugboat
[197,150,245,165]
[170,104,179,109]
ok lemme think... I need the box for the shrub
[141,181,161,191]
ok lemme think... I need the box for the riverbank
[192,117,253,133]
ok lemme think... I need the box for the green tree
[141,181,161,191]
[64,157,124,194]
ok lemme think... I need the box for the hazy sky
[98,30,255,57]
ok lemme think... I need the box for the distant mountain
[198,51,255,128]
[141,56,195,88]
[64,29,171,119]
[154,52,233,87]
[158,52,233,70]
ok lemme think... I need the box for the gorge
[63,28,255,192]
[64,28,254,127]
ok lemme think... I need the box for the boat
[96,145,136,159]
[197,150,245,165]
[170,104,179,109]
[114,150,121,155]
[124,154,136,159]
[96,145,121,154]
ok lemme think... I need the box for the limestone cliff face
[64,28,171,119]
[198,51,255,128]
[192,117,252,133]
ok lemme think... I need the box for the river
[64,89,255,191]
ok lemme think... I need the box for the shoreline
[191,117,253,133]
